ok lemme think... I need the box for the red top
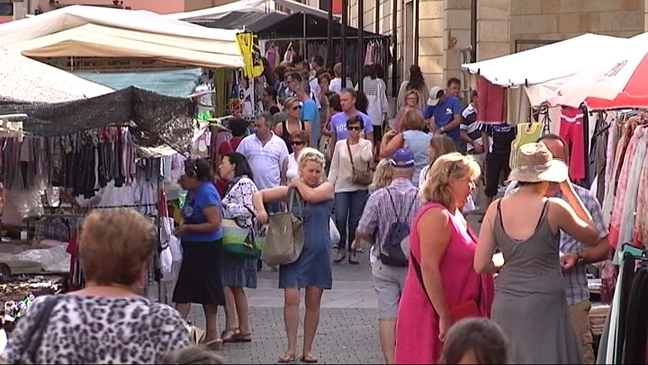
[216,137,243,195]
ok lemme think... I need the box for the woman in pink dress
[395,152,494,364]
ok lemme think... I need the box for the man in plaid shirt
[505,134,610,364]
[354,148,420,364]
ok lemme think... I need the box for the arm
[380,132,404,158]
[327,142,341,185]
[474,202,502,273]
[273,122,283,136]
[441,99,462,133]
[355,194,379,244]
[550,198,599,246]
[303,121,312,141]
[418,208,453,321]
[252,186,289,208]
[364,122,374,144]
[280,157,288,185]
[576,197,611,262]
[223,180,258,219]
[359,139,374,162]
[291,179,334,203]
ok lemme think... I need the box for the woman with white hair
[252,147,334,364]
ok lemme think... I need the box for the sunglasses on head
[347,126,362,131]
[291,140,305,146]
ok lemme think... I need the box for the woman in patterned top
[3,209,191,364]
[218,152,259,343]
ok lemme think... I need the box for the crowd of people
[0,56,611,365]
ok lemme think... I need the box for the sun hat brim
[508,159,569,183]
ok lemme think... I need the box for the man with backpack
[354,148,420,364]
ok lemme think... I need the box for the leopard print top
[4,295,191,364]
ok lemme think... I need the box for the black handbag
[12,296,61,364]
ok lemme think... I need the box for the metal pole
[302,12,307,58]
[470,0,477,62]
[327,0,334,67]
[391,0,398,94]
[358,0,364,92]
[414,0,420,62]
[341,0,348,89]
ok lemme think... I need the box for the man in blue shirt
[296,81,319,147]
[422,85,464,152]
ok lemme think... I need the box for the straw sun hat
[508,142,569,183]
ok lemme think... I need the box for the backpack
[379,188,416,267]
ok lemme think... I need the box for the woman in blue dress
[253,147,334,364]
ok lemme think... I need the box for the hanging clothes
[476,76,506,125]
[509,122,544,169]
[559,107,587,181]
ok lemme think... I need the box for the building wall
[350,0,647,93]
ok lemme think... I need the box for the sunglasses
[347,126,362,131]
[291,141,305,146]
[291,105,302,111]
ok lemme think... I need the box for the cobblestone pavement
[164,213,484,364]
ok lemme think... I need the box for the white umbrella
[0,48,112,103]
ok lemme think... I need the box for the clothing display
[597,245,648,364]
[476,76,506,124]
[509,122,544,169]
[589,114,611,204]
[559,107,587,180]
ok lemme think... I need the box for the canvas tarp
[462,33,628,105]
[166,0,273,21]
[0,48,112,103]
[0,5,238,45]
[3,24,243,69]
[74,68,203,98]
[0,87,195,153]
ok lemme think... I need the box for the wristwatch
[440,126,446,133]
[576,252,584,264]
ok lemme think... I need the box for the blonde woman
[369,158,394,194]
[393,89,421,132]
[252,148,334,364]
[274,96,309,154]
[395,153,494,364]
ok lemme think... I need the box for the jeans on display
[334,190,368,252]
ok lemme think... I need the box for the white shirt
[286,153,299,181]
[330,77,354,94]
[236,133,289,190]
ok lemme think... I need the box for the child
[439,318,509,364]
[160,345,226,364]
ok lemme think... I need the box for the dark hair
[355,91,369,114]
[317,72,332,84]
[299,61,311,71]
[223,152,254,181]
[274,65,287,81]
[537,133,570,161]
[287,71,302,82]
[185,158,213,182]
[407,64,425,91]
[311,55,324,67]
[363,64,375,79]
[263,86,278,102]
[374,64,385,79]
[346,115,365,129]
[291,54,304,64]
[439,318,509,364]
[228,117,249,137]
[260,57,276,85]
[328,93,342,112]
[447,77,461,87]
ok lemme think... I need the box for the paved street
[167,214,483,364]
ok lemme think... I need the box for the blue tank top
[403,130,431,186]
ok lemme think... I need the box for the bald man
[504,134,609,364]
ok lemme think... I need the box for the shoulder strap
[15,296,62,364]
[287,187,304,216]
[345,140,356,173]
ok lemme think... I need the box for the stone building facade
[347,0,647,92]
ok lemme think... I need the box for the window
[0,3,13,17]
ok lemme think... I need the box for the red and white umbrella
[548,33,648,110]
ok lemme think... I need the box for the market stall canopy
[166,0,275,21]
[0,87,195,153]
[2,24,243,69]
[73,69,203,97]
[548,32,648,109]
[0,5,238,45]
[0,48,112,103]
[462,33,628,105]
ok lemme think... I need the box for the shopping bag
[261,188,304,265]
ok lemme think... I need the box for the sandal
[348,253,360,265]
[203,338,223,351]
[221,328,239,343]
[333,252,346,264]
[300,354,319,363]
[233,331,252,343]
[278,354,296,363]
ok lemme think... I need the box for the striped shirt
[357,178,420,259]
[460,104,490,153]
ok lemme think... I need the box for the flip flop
[300,354,319,363]
[233,332,252,343]
[277,354,296,363]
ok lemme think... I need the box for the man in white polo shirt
[237,112,289,191]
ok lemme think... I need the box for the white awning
[166,0,274,21]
